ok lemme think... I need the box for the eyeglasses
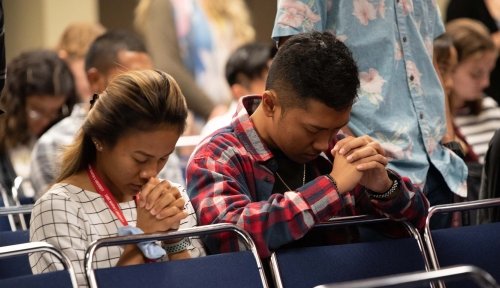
[26,104,69,121]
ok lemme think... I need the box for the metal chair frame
[314,265,499,288]
[85,223,269,288]
[0,241,78,288]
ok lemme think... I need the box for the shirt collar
[231,95,274,163]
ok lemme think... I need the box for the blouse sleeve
[29,187,89,287]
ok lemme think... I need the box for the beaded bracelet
[368,179,399,200]
[164,238,190,254]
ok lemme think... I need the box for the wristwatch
[442,141,465,159]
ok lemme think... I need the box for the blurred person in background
[200,42,275,137]
[0,50,77,204]
[447,18,500,165]
[134,0,255,125]
[56,21,106,102]
[447,0,500,105]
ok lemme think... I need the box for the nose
[480,75,490,90]
[312,131,331,153]
[139,162,158,180]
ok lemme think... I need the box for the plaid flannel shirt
[186,95,429,258]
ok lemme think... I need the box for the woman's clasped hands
[136,177,187,233]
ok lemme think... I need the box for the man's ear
[262,90,277,116]
[87,67,104,94]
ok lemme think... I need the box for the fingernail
[150,208,157,215]
[339,148,345,154]
[347,155,353,161]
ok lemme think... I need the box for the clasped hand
[136,177,187,233]
[330,135,393,194]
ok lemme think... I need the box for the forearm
[116,244,146,266]
[167,249,191,260]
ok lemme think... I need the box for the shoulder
[192,128,244,162]
[483,96,499,109]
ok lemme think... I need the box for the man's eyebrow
[307,120,349,131]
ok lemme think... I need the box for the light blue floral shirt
[272,0,467,197]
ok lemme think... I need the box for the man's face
[93,50,154,93]
[266,91,351,163]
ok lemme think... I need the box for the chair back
[315,265,499,288]
[424,198,500,287]
[0,229,30,278]
[0,241,78,288]
[85,223,269,288]
[270,217,431,288]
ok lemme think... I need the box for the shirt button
[409,75,415,81]
[419,112,424,119]
[402,36,407,42]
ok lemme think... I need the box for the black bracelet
[325,174,345,207]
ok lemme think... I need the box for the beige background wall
[4,0,452,63]
[4,0,98,62]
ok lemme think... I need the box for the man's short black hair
[267,31,359,111]
[225,42,275,87]
[85,30,147,73]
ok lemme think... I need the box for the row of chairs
[268,198,500,288]
[1,198,500,287]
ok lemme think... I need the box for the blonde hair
[200,0,255,45]
[56,22,106,61]
[446,18,497,62]
[134,0,255,45]
[57,70,187,181]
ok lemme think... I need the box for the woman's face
[96,126,181,202]
[451,50,497,103]
[25,94,67,137]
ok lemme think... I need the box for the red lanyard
[87,164,128,226]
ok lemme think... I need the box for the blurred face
[96,126,181,202]
[90,50,153,93]
[265,91,351,163]
[26,94,67,137]
[451,50,497,103]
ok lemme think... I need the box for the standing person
[186,31,429,258]
[30,70,206,287]
[446,0,500,104]
[273,0,468,228]
[0,50,77,204]
[30,30,185,199]
[134,0,255,121]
